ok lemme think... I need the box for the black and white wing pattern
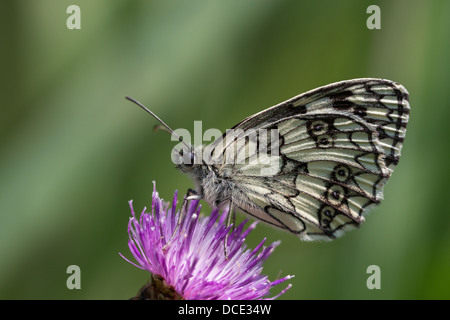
[208,78,409,240]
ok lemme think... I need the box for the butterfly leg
[224,202,235,260]
[162,188,201,252]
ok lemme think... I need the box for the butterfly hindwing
[208,78,409,240]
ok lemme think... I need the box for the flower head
[120,183,293,300]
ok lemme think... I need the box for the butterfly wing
[207,78,409,240]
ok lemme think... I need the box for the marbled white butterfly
[127,78,409,241]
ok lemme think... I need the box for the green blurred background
[1,0,449,300]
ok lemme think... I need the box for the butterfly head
[175,145,204,174]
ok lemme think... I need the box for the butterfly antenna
[125,96,190,150]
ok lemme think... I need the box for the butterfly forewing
[208,78,409,240]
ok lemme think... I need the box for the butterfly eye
[179,149,195,166]
[178,148,194,166]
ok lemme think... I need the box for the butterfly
[127,78,409,241]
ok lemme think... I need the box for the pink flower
[120,183,293,300]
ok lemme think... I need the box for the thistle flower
[120,183,293,300]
